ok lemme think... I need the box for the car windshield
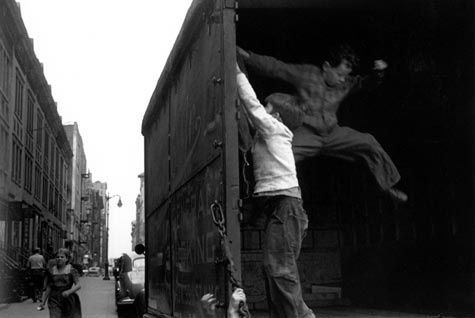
[133,258,145,269]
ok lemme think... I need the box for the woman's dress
[46,264,82,318]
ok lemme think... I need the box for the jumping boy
[238,44,407,203]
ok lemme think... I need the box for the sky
[18,0,193,258]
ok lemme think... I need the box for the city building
[0,0,72,301]
[80,179,113,271]
[91,180,106,268]
[63,122,88,264]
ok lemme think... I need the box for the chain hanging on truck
[210,200,251,318]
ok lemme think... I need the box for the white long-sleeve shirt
[236,72,300,197]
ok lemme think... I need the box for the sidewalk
[1,281,460,318]
[0,276,116,318]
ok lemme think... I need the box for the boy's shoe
[387,188,408,203]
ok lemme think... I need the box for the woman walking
[37,248,82,318]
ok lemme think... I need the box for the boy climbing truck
[142,0,475,317]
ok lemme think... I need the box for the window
[0,95,8,125]
[0,43,11,123]
[26,93,34,133]
[35,112,43,164]
[0,42,11,97]
[42,176,48,207]
[54,189,59,219]
[50,139,55,179]
[11,139,22,185]
[24,154,33,193]
[0,123,8,194]
[55,147,60,185]
[49,182,54,212]
[14,71,24,121]
[59,156,64,193]
[34,163,42,200]
[35,112,43,149]
[43,130,49,174]
[26,93,34,154]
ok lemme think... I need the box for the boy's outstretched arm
[236,63,279,135]
[237,46,313,89]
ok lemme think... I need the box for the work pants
[292,124,400,191]
[262,196,315,318]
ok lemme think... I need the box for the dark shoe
[387,188,408,203]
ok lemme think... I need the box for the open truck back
[142,0,475,317]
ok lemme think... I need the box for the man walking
[26,247,46,302]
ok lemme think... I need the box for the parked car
[115,252,145,313]
[86,266,101,277]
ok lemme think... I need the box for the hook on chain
[210,200,226,237]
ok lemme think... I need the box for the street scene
[1,0,475,317]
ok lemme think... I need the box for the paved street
[0,276,136,318]
[0,276,454,318]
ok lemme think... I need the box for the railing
[0,248,20,270]
[6,245,29,268]
[0,242,30,268]
[0,244,29,303]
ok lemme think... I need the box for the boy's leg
[263,197,315,318]
[322,125,406,201]
[292,125,324,163]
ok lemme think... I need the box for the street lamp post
[103,194,122,280]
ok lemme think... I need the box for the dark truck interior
[236,0,474,315]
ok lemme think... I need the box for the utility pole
[103,194,122,280]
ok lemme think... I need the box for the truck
[141,0,475,317]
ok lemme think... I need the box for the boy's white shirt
[236,72,300,195]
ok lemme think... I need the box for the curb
[0,303,10,310]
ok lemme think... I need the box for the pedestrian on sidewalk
[26,247,46,302]
[37,248,82,318]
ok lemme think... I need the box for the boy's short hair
[325,43,359,68]
[264,93,304,131]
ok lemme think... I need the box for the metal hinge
[209,12,222,24]
[212,76,223,84]
[213,140,223,149]
[237,199,243,222]
[225,0,238,9]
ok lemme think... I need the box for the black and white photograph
[0,0,474,317]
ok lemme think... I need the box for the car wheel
[133,289,145,317]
